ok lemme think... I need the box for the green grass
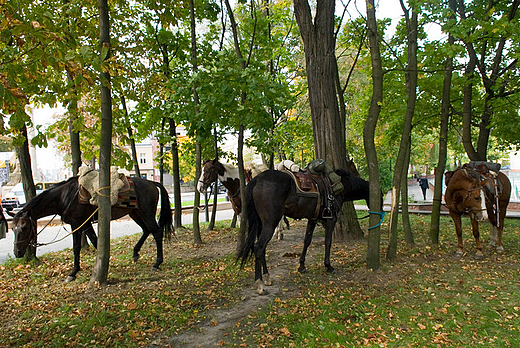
[227,215,520,347]
[1,215,520,347]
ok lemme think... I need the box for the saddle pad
[79,176,137,208]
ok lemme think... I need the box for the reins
[33,207,99,247]
[360,211,386,230]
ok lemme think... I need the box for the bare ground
[148,222,328,347]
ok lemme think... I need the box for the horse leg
[150,227,164,271]
[66,230,82,282]
[253,226,276,295]
[84,223,98,249]
[133,231,150,263]
[496,204,507,253]
[471,219,483,259]
[323,219,337,273]
[298,220,317,273]
[450,212,464,257]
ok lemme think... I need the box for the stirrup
[322,207,333,219]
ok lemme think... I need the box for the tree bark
[169,120,182,229]
[387,3,417,260]
[364,0,383,271]
[16,125,37,261]
[224,0,249,248]
[90,0,112,286]
[294,0,361,240]
[121,96,140,178]
[430,0,455,244]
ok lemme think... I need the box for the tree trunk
[16,125,37,261]
[402,141,413,245]
[387,4,418,260]
[169,120,182,229]
[430,0,455,244]
[224,0,249,249]
[193,141,203,244]
[121,96,140,177]
[364,0,383,271]
[294,0,360,242]
[90,0,112,286]
[208,128,219,230]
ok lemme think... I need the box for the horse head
[446,169,488,222]
[197,159,220,193]
[11,211,37,258]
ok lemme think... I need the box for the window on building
[139,153,146,164]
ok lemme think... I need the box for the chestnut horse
[444,163,511,259]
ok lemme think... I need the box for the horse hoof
[497,246,504,253]
[133,255,140,263]
[474,253,484,260]
[298,266,307,273]
[263,274,272,286]
[151,266,159,272]
[326,267,336,274]
[65,276,76,283]
[455,251,463,258]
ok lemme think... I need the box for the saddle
[79,174,137,208]
[281,166,336,220]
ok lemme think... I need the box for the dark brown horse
[238,168,376,294]
[445,163,511,259]
[10,176,174,281]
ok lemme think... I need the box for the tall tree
[387,1,418,260]
[293,0,364,240]
[456,0,520,161]
[90,0,112,286]
[429,0,456,244]
[364,0,383,271]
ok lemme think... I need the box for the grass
[228,215,520,347]
[1,215,519,347]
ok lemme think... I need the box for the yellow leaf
[127,302,137,310]
[417,323,426,330]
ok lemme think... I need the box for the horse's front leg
[450,212,464,257]
[298,220,317,273]
[323,219,336,273]
[66,230,82,282]
[470,218,483,259]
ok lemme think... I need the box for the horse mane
[15,177,77,220]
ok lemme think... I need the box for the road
[0,204,235,264]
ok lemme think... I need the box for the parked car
[1,182,58,211]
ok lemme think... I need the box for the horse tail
[237,178,261,268]
[154,182,174,241]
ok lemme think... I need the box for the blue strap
[367,211,385,230]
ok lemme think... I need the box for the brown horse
[444,163,511,259]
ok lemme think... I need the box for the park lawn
[0,215,519,347]
[229,214,520,347]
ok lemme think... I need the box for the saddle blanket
[79,176,138,209]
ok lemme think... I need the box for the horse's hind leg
[84,223,97,249]
[299,220,317,273]
[253,226,277,295]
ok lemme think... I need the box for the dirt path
[158,223,323,347]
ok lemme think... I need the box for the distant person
[419,176,429,200]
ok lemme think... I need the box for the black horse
[238,169,376,294]
[10,176,174,282]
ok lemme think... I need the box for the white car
[2,182,58,211]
